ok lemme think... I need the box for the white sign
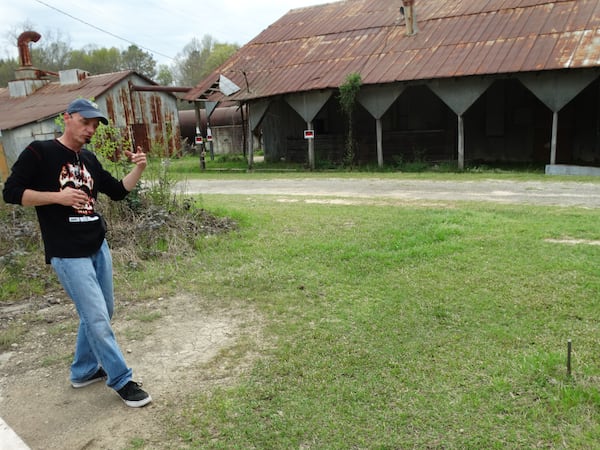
[304,130,315,139]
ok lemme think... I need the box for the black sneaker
[71,367,107,388]
[117,381,152,408]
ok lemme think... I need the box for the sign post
[195,127,205,170]
[206,125,214,160]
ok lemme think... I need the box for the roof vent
[400,0,418,36]
[59,69,90,85]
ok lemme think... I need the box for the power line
[32,0,175,61]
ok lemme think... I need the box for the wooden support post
[376,118,383,168]
[457,114,465,170]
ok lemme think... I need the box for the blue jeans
[51,240,132,391]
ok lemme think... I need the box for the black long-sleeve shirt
[3,140,128,263]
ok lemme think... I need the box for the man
[2,98,152,408]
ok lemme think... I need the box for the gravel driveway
[180,178,600,208]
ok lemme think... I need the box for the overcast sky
[0,0,330,66]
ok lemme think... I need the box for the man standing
[2,98,152,407]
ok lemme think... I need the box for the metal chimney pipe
[17,31,41,67]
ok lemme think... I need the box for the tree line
[0,25,239,89]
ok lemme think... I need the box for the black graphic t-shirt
[2,140,129,263]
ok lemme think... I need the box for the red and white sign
[304,130,315,139]
[195,135,203,145]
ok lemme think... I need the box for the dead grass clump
[103,196,237,263]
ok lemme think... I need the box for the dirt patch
[0,292,263,449]
[544,237,600,246]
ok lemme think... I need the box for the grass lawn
[4,157,600,448]
[149,193,600,449]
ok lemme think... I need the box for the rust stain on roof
[185,0,600,103]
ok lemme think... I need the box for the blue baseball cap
[66,98,108,125]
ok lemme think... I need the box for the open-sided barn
[184,0,600,173]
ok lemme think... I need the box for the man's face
[65,112,101,145]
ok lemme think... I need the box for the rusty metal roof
[0,71,135,131]
[184,0,600,103]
